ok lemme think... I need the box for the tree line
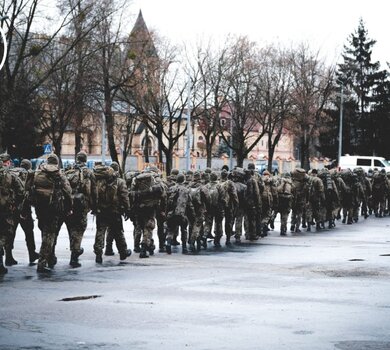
[0,1,389,173]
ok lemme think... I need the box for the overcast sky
[130,0,389,67]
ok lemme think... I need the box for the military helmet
[176,173,185,183]
[0,153,11,162]
[247,162,255,170]
[110,161,120,171]
[20,159,32,170]
[76,151,87,163]
[193,171,201,181]
[210,171,218,181]
[170,168,179,176]
[47,153,59,165]
[204,167,212,174]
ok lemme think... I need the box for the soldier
[319,168,339,229]
[188,171,210,253]
[93,163,131,263]
[24,153,73,273]
[371,169,389,217]
[247,162,263,237]
[260,170,273,236]
[60,151,97,268]
[306,169,325,231]
[204,172,224,245]
[218,169,238,246]
[276,173,294,236]
[0,156,24,274]
[165,173,195,254]
[244,168,261,240]
[354,167,371,219]
[130,172,162,258]
[5,157,39,265]
[231,168,247,243]
[290,168,309,233]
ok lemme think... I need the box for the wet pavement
[1,214,390,349]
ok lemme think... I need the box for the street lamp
[338,82,344,167]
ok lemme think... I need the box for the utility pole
[338,83,344,166]
[186,79,192,171]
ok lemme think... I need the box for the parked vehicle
[256,159,279,175]
[339,155,390,172]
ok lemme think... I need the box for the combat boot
[119,249,132,261]
[280,227,287,236]
[148,239,155,256]
[214,236,222,248]
[95,254,103,264]
[37,263,51,273]
[28,250,39,265]
[5,248,18,266]
[189,242,196,254]
[165,239,172,255]
[69,252,81,268]
[104,245,115,256]
[134,235,141,253]
[48,255,57,268]
[306,224,311,232]
[290,224,295,232]
[201,236,208,249]
[235,236,241,244]
[225,237,232,246]
[172,236,180,246]
[0,252,8,275]
[139,244,149,259]
[182,242,188,254]
[196,237,202,252]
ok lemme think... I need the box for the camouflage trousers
[244,207,257,239]
[166,215,188,244]
[233,209,244,239]
[36,209,60,268]
[7,209,36,253]
[223,207,235,240]
[205,211,223,239]
[189,214,204,245]
[291,202,306,231]
[0,213,14,255]
[94,212,128,256]
[58,212,88,253]
[133,208,156,248]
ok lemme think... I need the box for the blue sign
[43,143,52,154]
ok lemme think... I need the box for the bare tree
[189,39,232,167]
[287,44,334,170]
[219,36,266,167]
[254,45,293,171]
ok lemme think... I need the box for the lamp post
[338,83,344,166]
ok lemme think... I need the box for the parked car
[339,155,390,173]
[256,160,279,175]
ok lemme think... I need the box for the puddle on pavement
[335,341,390,350]
[316,268,384,278]
[293,330,314,335]
[348,259,365,261]
[60,295,101,302]
[379,253,390,256]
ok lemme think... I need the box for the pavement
[1,213,390,350]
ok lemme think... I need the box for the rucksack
[32,165,66,214]
[94,166,117,210]
[132,172,161,209]
[278,178,292,209]
[65,165,92,213]
[0,168,14,211]
[167,184,189,218]
[207,182,220,209]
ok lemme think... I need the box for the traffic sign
[43,143,52,154]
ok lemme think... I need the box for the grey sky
[131,0,389,67]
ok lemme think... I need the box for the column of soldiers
[1,150,390,276]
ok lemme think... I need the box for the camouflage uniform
[0,156,24,274]
[130,172,162,258]
[231,168,247,242]
[244,169,261,240]
[218,169,238,245]
[306,169,325,231]
[6,159,39,265]
[371,169,389,217]
[354,167,371,219]
[290,168,309,233]
[58,152,97,267]
[276,174,293,236]
[93,164,131,263]
[319,168,339,229]
[165,173,195,254]
[188,171,210,253]
[24,154,72,272]
[260,171,273,236]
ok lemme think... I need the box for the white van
[339,155,390,173]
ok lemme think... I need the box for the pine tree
[337,18,387,155]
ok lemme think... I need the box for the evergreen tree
[337,19,388,155]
